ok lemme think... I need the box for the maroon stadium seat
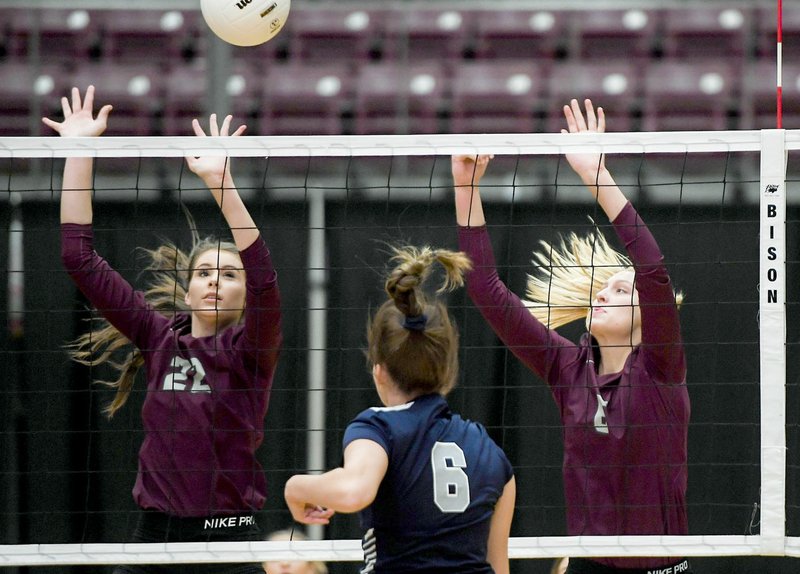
[449,61,543,134]
[382,8,474,63]
[472,9,569,61]
[0,62,65,136]
[287,7,385,63]
[353,62,446,135]
[567,8,660,61]
[97,9,199,64]
[65,63,164,135]
[544,61,640,132]
[259,63,351,135]
[641,60,739,131]
[6,8,100,64]
[162,61,260,136]
[660,6,753,62]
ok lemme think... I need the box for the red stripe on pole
[777,0,783,128]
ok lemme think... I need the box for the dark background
[0,150,798,572]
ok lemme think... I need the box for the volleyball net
[0,129,797,567]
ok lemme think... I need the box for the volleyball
[200,0,290,47]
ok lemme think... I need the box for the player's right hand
[42,85,112,138]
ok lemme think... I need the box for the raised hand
[562,98,607,184]
[42,85,112,138]
[451,154,493,189]
[185,113,246,191]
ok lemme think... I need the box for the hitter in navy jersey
[44,87,281,574]
[452,100,692,574]
[284,246,516,574]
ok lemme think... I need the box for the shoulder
[345,395,444,445]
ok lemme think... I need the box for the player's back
[344,393,513,573]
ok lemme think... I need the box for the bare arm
[562,98,628,222]
[185,114,259,251]
[452,154,493,227]
[283,439,388,525]
[486,476,516,574]
[42,86,113,225]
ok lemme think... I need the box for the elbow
[61,250,83,274]
[335,481,377,514]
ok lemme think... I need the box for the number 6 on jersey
[431,441,470,513]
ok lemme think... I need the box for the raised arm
[283,439,388,524]
[452,154,492,227]
[45,87,162,347]
[565,99,684,382]
[562,98,627,222]
[185,114,259,251]
[42,85,113,225]
[452,154,577,386]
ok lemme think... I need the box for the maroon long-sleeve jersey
[458,202,689,570]
[62,223,281,517]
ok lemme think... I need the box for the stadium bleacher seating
[382,7,474,63]
[544,61,640,132]
[6,8,100,64]
[162,60,259,136]
[471,9,568,62]
[641,60,739,131]
[449,60,543,134]
[97,9,199,65]
[0,4,796,136]
[660,6,753,63]
[287,7,384,63]
[567,8,660,61]
[259,62,351,135]
[353,61,446,134]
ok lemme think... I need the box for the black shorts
[566,557,693,574]
[112,510,263,574]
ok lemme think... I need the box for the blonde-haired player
[453,99,691,574]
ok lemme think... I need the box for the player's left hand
[451,154,493,189]
[562,98,607,182]
[185,113,246,190]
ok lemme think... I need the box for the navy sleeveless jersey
[343,393,513,574]
[62,224,282,517]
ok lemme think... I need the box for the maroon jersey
[458,203,688,570]
[62,224,282,517]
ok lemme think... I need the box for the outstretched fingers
[219,114,246,137]
[563,98,605,134]
[193,114,246,137]
[191,118,207,137]
[82,85,96,113]
[70,86,83,115]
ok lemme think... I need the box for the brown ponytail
[367,246,472,397]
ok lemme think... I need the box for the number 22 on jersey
[162,356,211,393]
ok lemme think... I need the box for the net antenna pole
[306,188,328,541]
[777,0,783,128]
[758,129,787,555]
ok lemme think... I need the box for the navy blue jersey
[343,393,513,574]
